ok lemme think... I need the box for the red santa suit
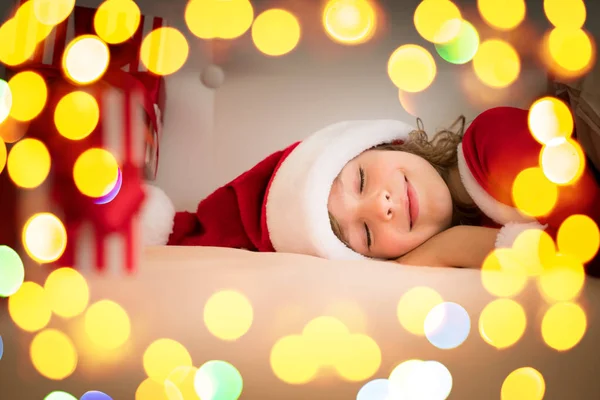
[163,107,600,276]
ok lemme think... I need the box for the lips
[407,178,419,227]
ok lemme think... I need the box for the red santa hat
[147,119,416,260]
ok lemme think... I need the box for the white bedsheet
[0,246,599,399]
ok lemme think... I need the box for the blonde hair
[328,116,482,248]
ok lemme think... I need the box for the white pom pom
[139,184,175,246]
[495,221,548,249]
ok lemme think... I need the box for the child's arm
[394,225,500,269]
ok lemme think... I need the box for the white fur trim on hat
[139,183,175,246]
[495,221,548,248]
[266,120,415,260]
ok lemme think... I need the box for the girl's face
[328,149,453,259]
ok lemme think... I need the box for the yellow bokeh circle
[414,0,462,44]
[547,27,593,74]
[143,338,193,383]
[537,253,585,303]
[44,267,89,319]
[165,366,198,400]
[397,286,443,336]
[477,0,526,31]
[528,96,573,145]
[541,302,586,351]
[501,367,546,400]
[252,9,301,57]
[511,228,556,277]
[472,39,520,88]
[33,0,76,26]
[270,335,319,385]
[140,27,189,76]
[478,298,526,349]
[30,329,78,380]
[54,91,100,140]
[0,137,6,175]
[8,70,48,122]
[94,0,141,44]
[323,0,377,45]
[544,0,586,29]
[135,378,169,400]
[204,290,254,341]
[84,300,131,349]
[7,138,51,189]
[302,316,349,366]
[481,248,528,298]
[511,167,558,217]
[557,214,600,264]
[185,0,254,40]
[22,212,67,264]
[387,44,437,93]
[62,35,110,85]
[540,137,585,185]
[8,281,52,332]
[334,334,381,382]
[73,148,119,198]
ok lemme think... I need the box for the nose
[371,190,393,221]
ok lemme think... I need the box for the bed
[0,246,599,399]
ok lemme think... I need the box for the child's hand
[394,225,500,269]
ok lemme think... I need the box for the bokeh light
[334,334,381,382]
[251,9,301,57]
[397,286,444,336]
[165,366,198,400]
[54,91,100,140]
[143,338,192,383]
[185,0,254,40]
[270,335,319,384]
[0,335,3,360]
[388,44,437,93]
[0,245,25,297]
[195,360,244,400]
[0,2,53,66]
[0,79,12,125]
[94,0,141,44]
[80,391,113,400]
[357,379,389,400]
[424,302,470,350]
[0,137,5,174]
[512,167,558,217]
[558,214,600,264]
[8,281,52,332]
[528,96,574,145]
[7,138,51,189]
[22,212,67,264]
[30,329,78,380]
[322,0,377,45]
[540,137,585,185]
[544,0,586,29]
[511,228,555,277]
[0,116,29,143]
[472,39,520,88]
[302,316,349,367]
[94,167,122,204]
[389,359,453,399]
[44,267,90,319]
[435,19,479,65]
[33,0,75,26]
[62,35,110,85]
[8,70,48,122]
[140,27,189,76]
[541,302,586,351]
[501,367,546,400]
[481,249,528,297]
[477,0,526,31]
[84,300,131,349]
[135,378,169,400]
[545,27,594,78]
[478,298,526,349]
[414,0,462,44]
[204,290,254,341]
[537,253,585,302]
[44,391,78,400]
[73,148,119,198]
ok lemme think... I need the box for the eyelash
[359,167,372,249]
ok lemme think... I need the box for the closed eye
[364,223,371,250]
[359,167,365,193]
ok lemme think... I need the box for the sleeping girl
[160,106,600,276]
